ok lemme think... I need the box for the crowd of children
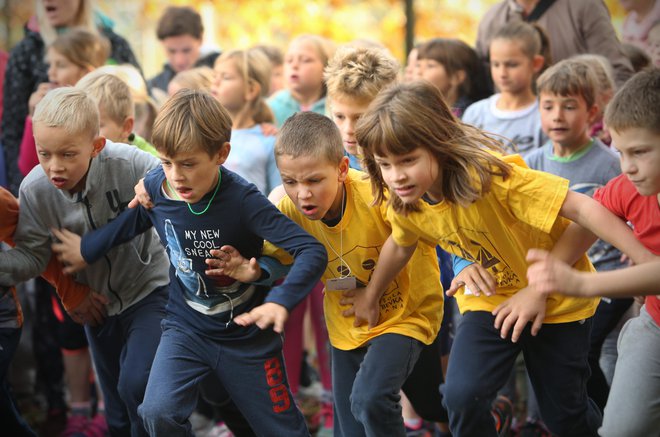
[1,2,659,437]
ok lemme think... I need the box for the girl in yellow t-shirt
[355,81,654,437]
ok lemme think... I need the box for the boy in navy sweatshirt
[55,89,327,436]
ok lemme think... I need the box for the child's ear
[91,136,106,157]
[532,55,545,74]
[338,156,350,181]
[122,116,135,142]
[587,103,600,124]
[451,70,467,88]
[216,142,231,164]
[245,80,261,102]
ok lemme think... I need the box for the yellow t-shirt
[388,159,599,324]
[265,169,443,350]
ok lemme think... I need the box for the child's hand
[51,228,87,274]
[340,287,380,328]
[260,123,278,137]
[29,82,53,116]
[128,178,153,209]
[233,302,289,333]
[69,290,109,326]
[526,249,582,295]
[206,246,262,282]
[492,286,546,343]
[446,263,497,297]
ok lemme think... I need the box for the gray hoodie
[0,141,169,315]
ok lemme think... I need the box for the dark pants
[331,333,423,437]
[442,311,601,437]
[198,373,257,437]
[0,327,37,437]
[86,287,167,437]
[402,332,448,423]
[138,320,308,437]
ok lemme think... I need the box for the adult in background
[1,0,141,195]
[475,0,634,88]
[148,6,221,99]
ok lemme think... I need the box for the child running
[528,68,660,437]
[355,80,654,436]
[207,111,443,437]
[54,89,327,436]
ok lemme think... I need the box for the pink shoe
[84,414,108,437]
[61,415,88,437]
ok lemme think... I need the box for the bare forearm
[366,236,416,299]
[578,262,660,298]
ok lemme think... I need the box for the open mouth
[51,177,67,188]
[300,204,318,216]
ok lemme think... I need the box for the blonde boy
[55,89,326,436]
[324,46,399,169]
[76,71,158,156]
[0,87,170,436]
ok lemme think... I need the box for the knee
[441,380,486,413]
[117,371,149,409]
[350,388,398,422]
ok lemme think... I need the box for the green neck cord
[166,168,221,216]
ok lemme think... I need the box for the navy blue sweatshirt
[81,166,327,339]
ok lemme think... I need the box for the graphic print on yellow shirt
[388,159,599,324]
[266,169,443,350]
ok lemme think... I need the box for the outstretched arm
[526,249,660,298]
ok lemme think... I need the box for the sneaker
[61,415,88,437]
[405,420,432,437]
[316,401,333,437]
[518,420,552,437]
[84,414,108,437]
[491,395,513,437]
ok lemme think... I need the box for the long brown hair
[356,81,511,214]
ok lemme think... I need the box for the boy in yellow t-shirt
[208,112,443,436]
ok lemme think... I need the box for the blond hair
[152,89,232,158]
[36,0,97,46]
[76,71,134,124]
[49,28,110,71]
[356,81,511,214]
[170,66,215,92]
[94,64,159,141]
[33,87,99,137]
[215,48,274,124]
[605,68,660,134]
[537,59,600,109]
[324,46,399,103]
[275,112,344,165]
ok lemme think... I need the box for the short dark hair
[156,6,203,40]
[605,68,660,134]
[275,112,344,165]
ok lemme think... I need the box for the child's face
[647,24,660,68]
[161,34,202,74]
[284,40,325,97]
[211,59,247,114]
[418,59,453,96]
[539,92,597,150]
[42,0,81,27]
[46,48,89,87]
[330,96,371,157]
[489,39,538,95]
[277,154,349,221]
[159,144,229,204]
[374,148,442,204]
[34,123,105,193]
[611,127,660,198]
[99,106,130,143]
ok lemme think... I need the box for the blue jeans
[85,286,167,437]
[0,327,37,436]
[138,320,308,437]
[331,333,423,437]
[442,311,601,437]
